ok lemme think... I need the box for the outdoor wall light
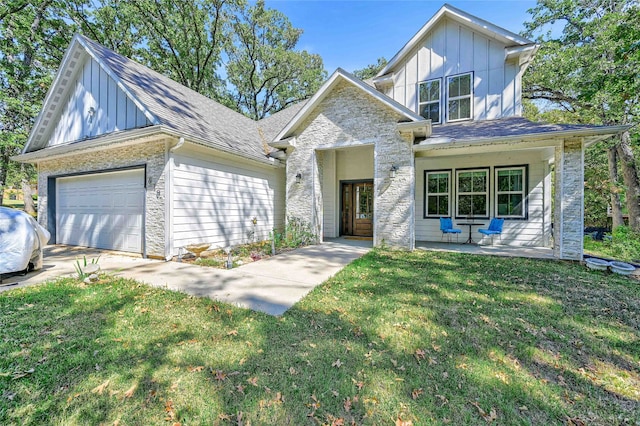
[87,106,96,123]
[295,172,302,184]
[390,165,398,179]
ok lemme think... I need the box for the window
[495,166,527,219]
[418,79,441,124]
[424,170,450,217]
[447,73,472,121]
[456,168,489,218]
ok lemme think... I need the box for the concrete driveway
[0,239,371,315]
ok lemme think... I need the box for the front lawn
[1,250,638,425]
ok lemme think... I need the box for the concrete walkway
[0,239,371,315]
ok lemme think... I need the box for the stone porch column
[554,138,584,260]
[373,133,414,250]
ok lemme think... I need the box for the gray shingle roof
[256,100,308,142]
[80,35,277,163]
[429,116,615,141]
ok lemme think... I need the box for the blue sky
[265,1,538,73]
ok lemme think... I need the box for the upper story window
[447,72,473,122]
[418,79,441,124]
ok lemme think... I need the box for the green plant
[283,216,316,248]
[610,226,640,262]
[74,256,101,280]
[194,258,224,268]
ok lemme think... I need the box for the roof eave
[413,124,630,152]
[22,35,85,154]
[14,125,169,163]
[14,125,282,168]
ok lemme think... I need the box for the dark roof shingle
[81,35,284,163]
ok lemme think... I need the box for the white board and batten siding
[48,56,150,146]
[414,151,551,246]
[171,147,285,252]
[388,17,522,121]
[56,169,145,253]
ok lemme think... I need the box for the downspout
[164,137,185,260]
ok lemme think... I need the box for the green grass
[1,250,639,425]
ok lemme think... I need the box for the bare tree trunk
[0,150,8,206]
[608,146,625,229]
[21,164,35,215]
[617,130,640,232]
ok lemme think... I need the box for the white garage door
[56,169,145,253]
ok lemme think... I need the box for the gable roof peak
[376,3,535,78]
[272,67,425,142]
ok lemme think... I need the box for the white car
[0,207,50,276]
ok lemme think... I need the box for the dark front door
[341,181,373,237]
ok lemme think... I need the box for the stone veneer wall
[37,138,168,257]
[554,138,584,260]
[286,80,415,249]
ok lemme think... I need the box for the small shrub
[195,258,225,268]
[74,256,100,280]
[283,216,316,248]
[610,226,640,262]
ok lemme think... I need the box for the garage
[55,168,145,253]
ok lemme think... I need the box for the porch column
[373,133,414,250]
[554,138,584,260]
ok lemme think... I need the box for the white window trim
[424,170,451,218]
[446,72,473,123]
[455,168,489,218]
[417,78,442,124]
[495,166,527,219]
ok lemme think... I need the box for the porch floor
[416,241,555,260]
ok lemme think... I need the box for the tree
[225,0,325,120]
[352,57,387,81]
[1,0,326,210]
[0,0,73,207]
[523,0,640,231]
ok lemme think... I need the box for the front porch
[416,241,555,260]
[326,237,555,261]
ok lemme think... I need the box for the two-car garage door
[56,169,144,253]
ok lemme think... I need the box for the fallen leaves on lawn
[247,376,259,387]
[227,330,238,336]
[395,418,413,426]
[471,401,497,423]
[566,417,587,426]
[91,380,110,395]
[411,388,424,400]
[235,384,245,394]
[187,365,204,372]
[214,370,227,381]
[124,383,137,398]
[414,349,426,362]
[343,396,352,412]
[165,399,177,421]
[332,359,343,368]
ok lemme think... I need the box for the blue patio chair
[439,217,462,243]
[478,218,504,245]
